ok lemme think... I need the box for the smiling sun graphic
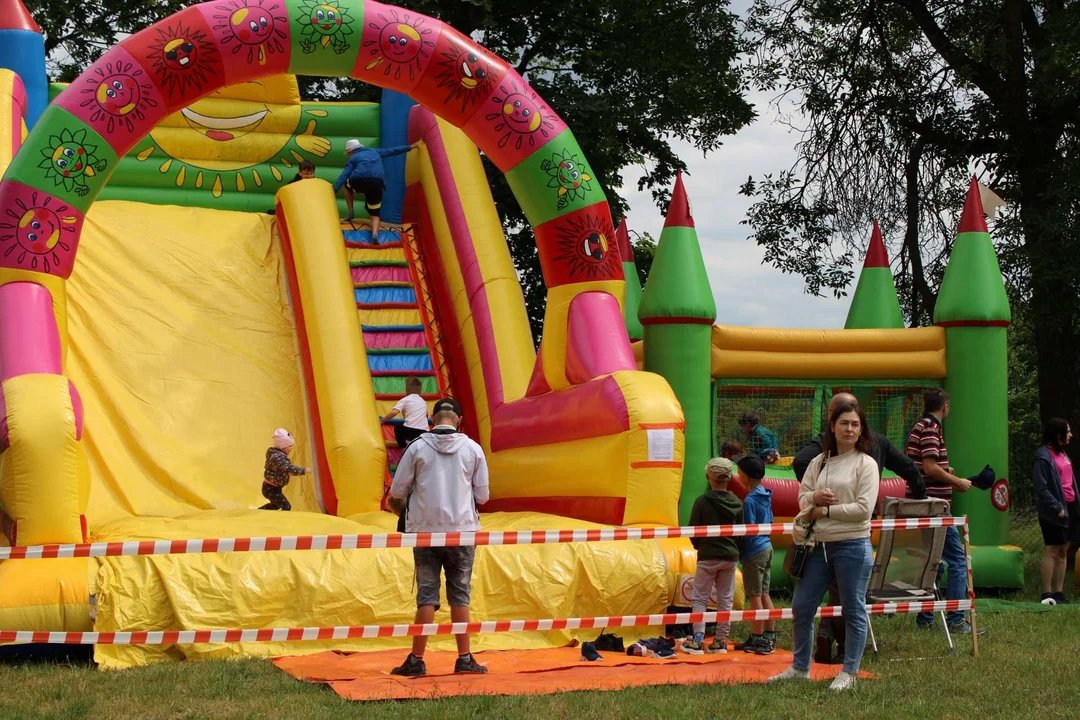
[487,78,556,152]
[552,212,619,282]
[145,18,221,105]
[78,59,158,135]
[136,76,331,198]
[542,149,594,211]
[296,0,355,54]
[361,10,435,82]
[37,128,108,197]
[0,192,78,274]
[213,0,288,67]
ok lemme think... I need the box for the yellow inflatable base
[0,510,731,669]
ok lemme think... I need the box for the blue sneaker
[580,642,603,662]
[948,622,986,636]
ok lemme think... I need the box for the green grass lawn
[2,607,1079,720]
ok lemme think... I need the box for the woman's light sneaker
[830,671,857,691]
[767,666,810,682]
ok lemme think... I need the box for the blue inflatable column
[378,89,417,225]
[0,0,48,129]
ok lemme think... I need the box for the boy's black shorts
[346,177,386,217]
[393,425,426,449]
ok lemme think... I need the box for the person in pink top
[1032,418,1077,604]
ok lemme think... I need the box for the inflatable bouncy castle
[630,182,1022,589]
[0,0,714,667]
[0,0,1021,671]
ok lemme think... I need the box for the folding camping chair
[866,497,955,657]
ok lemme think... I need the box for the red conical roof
[663,172,695,229]
[0,0,40,32]
[958,175,989,234]
[863,220,889,268]
[615,218,633,260]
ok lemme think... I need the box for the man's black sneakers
[390,653,427,677]
[454,654,488,674]
[754,635,776,655]
[734,634,759,652]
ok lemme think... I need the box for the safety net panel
[714,380,941,466]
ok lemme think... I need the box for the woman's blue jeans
[791,538,873,675]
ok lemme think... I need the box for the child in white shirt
[381,377,429,448]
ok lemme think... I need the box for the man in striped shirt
[905,388,980,634]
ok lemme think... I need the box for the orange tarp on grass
[273,646,871,701]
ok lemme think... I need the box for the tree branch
[887,0,1010,109]
[1020,0,1047,53]
[903,136,936,323]
[515,35,546,76]
[1003,0,1031,131]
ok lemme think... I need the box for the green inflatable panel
[640,175,717,524]
[4,105,119,214]
[288,0,365,78]
[505,129,606,228]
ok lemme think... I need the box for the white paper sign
[646,428,675,462]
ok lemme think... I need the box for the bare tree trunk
[903,137,936,325]
[1018,150,1080,468]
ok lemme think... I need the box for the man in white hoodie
[389,398,490,677]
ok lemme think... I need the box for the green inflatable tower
[935,177,1019,587]
[845,221,905,329]
[639,174,717,523]
[617,219,644,342]
[844,221,905,426]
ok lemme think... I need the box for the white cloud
[616,36,859,330]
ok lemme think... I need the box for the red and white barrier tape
[0,600,972,646]
[0,516,966,561]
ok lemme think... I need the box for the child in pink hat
[260,429,309,511]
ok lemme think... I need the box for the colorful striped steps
[335,221,451,511]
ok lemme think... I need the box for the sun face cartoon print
[487,78,556,152]
[361,10,435,81]
[139,77,330,199]
[145,19,221,104]
[78,60,158,135]
[37,129,108,197]
[213,0,288,67]
[432,43,495,113]
[0,193,78,274]
[296,0,354,54]
[542,149,594,211]
[551,212,620,282]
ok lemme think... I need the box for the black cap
[736,454,766,481]
[432,397,462,416]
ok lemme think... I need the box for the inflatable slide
[0,0,711,668]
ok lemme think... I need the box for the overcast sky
[617,2,857,331]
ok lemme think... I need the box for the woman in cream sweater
[770,403,879,691]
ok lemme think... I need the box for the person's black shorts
[393,425,426,449]
[1040,517,1071,546]
[346,177,385,217]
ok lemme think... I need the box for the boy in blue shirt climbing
[734,454,777,655]
[334,138,416,238]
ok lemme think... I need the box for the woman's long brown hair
[821,403,874,455]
